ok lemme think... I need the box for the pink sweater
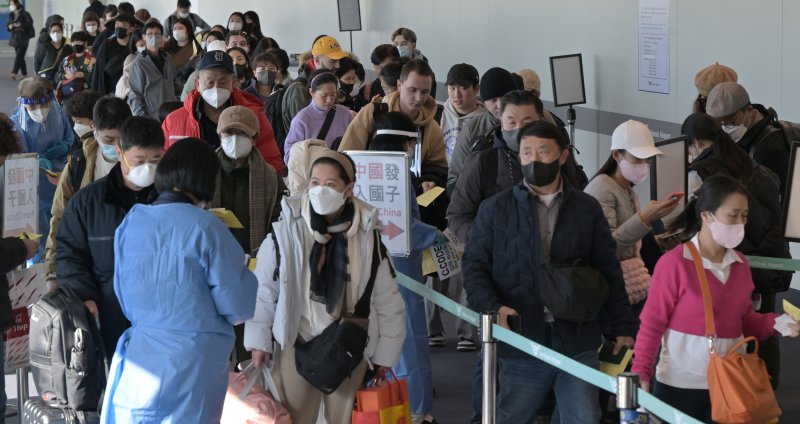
[632,245,779,383]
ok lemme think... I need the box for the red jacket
[162,88,284,173]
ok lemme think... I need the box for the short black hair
[119,116,165,151]
[143,20,163,35]
[128,30,143,54]
[205,30,225,43]
[0,113,22,157]
[253,51,281,69]
[336,57,365,83]
[266,48,290,74]
[370,111,416,152]
[308,68,339,92]
[71,31,89,43]
[380,61,405,89]
[400,59,433,82]
[520,121,568,150]
[63,90,103,120]
[103,4,118,17]
[158,101,183,123]
[93,96,132,130]
[114,13,137,27]
[172,17,194,33]
[49,22,63,32]
[370,44,400,66]
[155,138,220,202]
[177,0,191,8]
[500,90,544,116]
[118,2,135,16]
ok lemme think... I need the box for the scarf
[308,201,355,316]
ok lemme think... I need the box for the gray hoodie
[440,99,485,163]
[128,51,177,120]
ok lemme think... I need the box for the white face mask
[50,32,62,43]
[177,11,190,18]
[221,134,253,160]
[309,185,346,215]
[73,122,93,138]
[10,4,17,12]
[85,24,97,34]
[127,162,157,188]
[27,107,50,124]
[137,45,146,53]
[228,21,242,31]
[201,87,231,108]
[172,30,187,43]
[145,35,161,48]
[722,124,746,142]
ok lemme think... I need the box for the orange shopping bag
[352,369,411,424]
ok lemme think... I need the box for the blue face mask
[397,45,411,58]
[99,142,118,161]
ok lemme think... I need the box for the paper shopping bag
[352,369,411,424]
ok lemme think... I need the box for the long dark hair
[243,11,265,40]
[682,112,753,184]
[593,150,626,180]
[668,175,748,240]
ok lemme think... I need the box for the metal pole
[567,106,577,145]
[17,367,29,423]
[617,372,640,424]
[481,313,497,424]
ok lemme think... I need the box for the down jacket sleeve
[462,197,502,314]
[367,256,406,367]
[244,234,280,353]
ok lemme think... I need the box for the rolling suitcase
[23,398,100,424]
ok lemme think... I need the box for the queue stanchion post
[481,313,497,424]
[567,105,576,145]
[17,366,29,423]
[617,372,640,424]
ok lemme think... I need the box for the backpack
[28,285,108,412]
[68,148,88,192]
[265,87,289,156]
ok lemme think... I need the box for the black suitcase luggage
[23,398,100,424]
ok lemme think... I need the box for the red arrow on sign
[382,222,405,240]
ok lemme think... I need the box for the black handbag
[294,231,384,394]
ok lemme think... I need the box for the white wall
[48,0,800,288]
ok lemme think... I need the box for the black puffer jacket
[690,150,792,293]
[7,8,34,48]
[463,183,634,357]
[737,104,790,194]
[0,238,30,331]
[56,164,158,359]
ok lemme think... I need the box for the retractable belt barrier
[396,272,705,424]
[746,256,800,272]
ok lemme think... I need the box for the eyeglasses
[393,41,411,47]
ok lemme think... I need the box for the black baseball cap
[446,63,479,87]
[199,50,234,73]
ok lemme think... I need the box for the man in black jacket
[463,121,634,424]
[56,116,163,360]
[90,13,134,94]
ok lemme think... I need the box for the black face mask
[73,44,85,54]
[340,82,354,95]
[114,27,128,39]
[235,65,248,79]
[522,159,561,187]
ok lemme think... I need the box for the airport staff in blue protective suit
[10,77,72,260]
[369,112,440,424]
[101,139,258,424]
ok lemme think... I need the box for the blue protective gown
[10,98,73,260]
[101,191,258,423]
[391,187,438,415]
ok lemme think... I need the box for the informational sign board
[3,153,39,237]
[337,0,362,32]
[783,142,800,242]
[4,264,47,370]
[638,0,670,94]
[346,151,411,256]
[549,54,586,107]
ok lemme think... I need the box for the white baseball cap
[206,40,227,52]
[610,120,663,159]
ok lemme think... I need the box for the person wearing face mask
[243,11,266,43]
[354,44,400,111]
[584,120,678,309]
[391,27,427,62]
[63,89,103,150]
[681,112,791,389]
[11,77,74,261]
[7,0,34,81]
[179,39,226,101]
[128,21,177,120]
[463,120,635,424]
[243,52,282,103]
[335,56,365,111]
[114,30,144,101]
[164,0,210,37]
[163,50,284,173]
[101,138,256,423]
[34,21,73,85]
[633,175,800,423]
[56,116,163,364]
[84,0,105,22]
[164,18,202,71]
[244,150,405,424]
[284,69,353,163]
[705,82,790,195]
[226,46,254,90]
[91,13,136,94]
[55,31,96,102]
[46,97,132,287]
[81,12,101,46]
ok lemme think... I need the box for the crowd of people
[0,2,798,424]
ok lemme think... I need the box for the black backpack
[265,87,289,157]
[28,286,107,412]
[68,149,88,192]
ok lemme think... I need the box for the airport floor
[0,51,797,423]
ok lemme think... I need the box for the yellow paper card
[783,299,800,321]
[210,208,244,229]
[248,258,257,272]
[421,250,435,275]
[416,186,445,207]
[19,233,42,241]
[598,342,634,377]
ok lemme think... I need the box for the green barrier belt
[746,256,800,272]
[396,272,703,424]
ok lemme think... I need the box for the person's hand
[22,238,39,259]
[497,306,519,330]
[370,94,383,104]
[640,381,650,393]
[421,181,436,193]
[613,336,635,355]
[251,349,271,367]
[45,171,61,186]
[84,300,99,318]
[13,22,21,28]
[639,198,680,225]
[785,316,800,337]
[46,279,59,293]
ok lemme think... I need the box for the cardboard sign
[422,230,463,279]
[345,151,411,256]
[3,154,39,238]
[4,264,47,370]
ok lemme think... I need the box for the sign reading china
[3,154,39,238]
[345,151,411,256]
[4,264,47,371]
